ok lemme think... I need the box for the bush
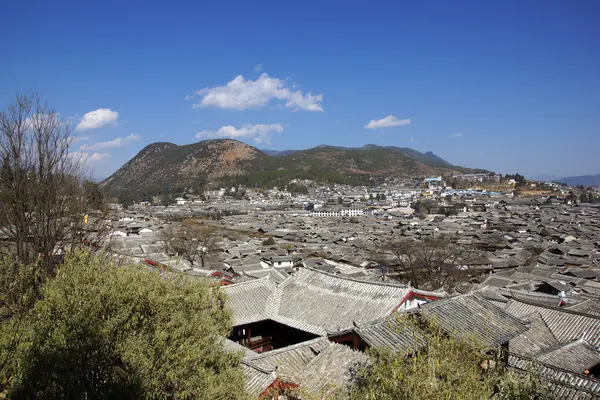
[262,237,276,246]
[0,252,248,399]
[346,317,546,400]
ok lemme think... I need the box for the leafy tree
[262,237,276,246]
[346,317,546,400]
[287,182,309,194]
[0,252,248,399]
[505,173,526,187]
[84,180,105,211]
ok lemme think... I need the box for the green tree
[347,318,546,400]
[287,182,309,194]
[84,180,105,211]
[0,252,248,399]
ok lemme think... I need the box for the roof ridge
[300,266,411,289]
[534,337,589,358]
[509,352,600,393]
[222,275,273,288]
[300,341,356,372]
[243,337,330,362]
[521,311,559,343]
[508,297,600,320]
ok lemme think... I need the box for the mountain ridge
[559,173,600,187]
[101,139,487,199]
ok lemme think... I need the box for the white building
[310,208,365,217]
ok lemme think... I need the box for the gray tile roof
[243,337,329,378]
[509,353,600,399]
[504,299,600,349]
[297,342,366,398]
[536,339,600,374]
[418,293,529,348]
[355,316,425,355]
[509,313,558,356]
[275,268,411,335]
[222,278,278,325]
[224,268,411,336]
[242,364,275,397]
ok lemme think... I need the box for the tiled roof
[355,316,425,355]
[276,268,411,335]
[242,364,275,397]
[223,268,411,336]
[297,343,366,398]
[243,337,329,378]
[509,353,600,399]
[536,339,600,374]
[222,277,278,325]
[509,313,558,356]
[418,293,529,348]
[504,299,600,349]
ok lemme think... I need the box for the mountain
[101,139,485,199]
[559,174,600,187]
[102,140,268,196]
[529,174,561,182]
[264,145,451,166]
[260,149,298,156]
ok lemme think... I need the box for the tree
[161,223,220,268]
[262,237,276,246]
[346,317,546,400]
[287,182,308,194]
[375,235,481,290]
[0,92,88,272]
[83,179,105,211]
[0,252,248,399]
[505,173,526,187]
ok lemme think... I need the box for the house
[223,268,443,351]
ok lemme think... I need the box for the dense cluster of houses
[97,191,600,398]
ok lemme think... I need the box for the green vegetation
[103,139,486,198]
[0,252,247,399]
[262,237,276,246]
[346,317,546,400]
[505,173,527,186]
[83,180,105,211]
[225,169,372,189]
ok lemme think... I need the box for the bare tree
[375,235,481,291]
[0,92,88,271]
[161,223,219,268]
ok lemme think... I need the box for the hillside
[101,139,485,199]
[559,173,600,187]
[102,139,268,197]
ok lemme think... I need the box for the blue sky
[1,0,599,180]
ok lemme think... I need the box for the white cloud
[449,132,464,139]
[76,108,119,131]
[68,151,111,163]
[409,137,415,142]
[196,123,284,144]
[89,152,111,161]
[254,63,263,72]
[188,73,323,112]
[365,115,411,129]
[80,133,140,151]
[72,135,91,143]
